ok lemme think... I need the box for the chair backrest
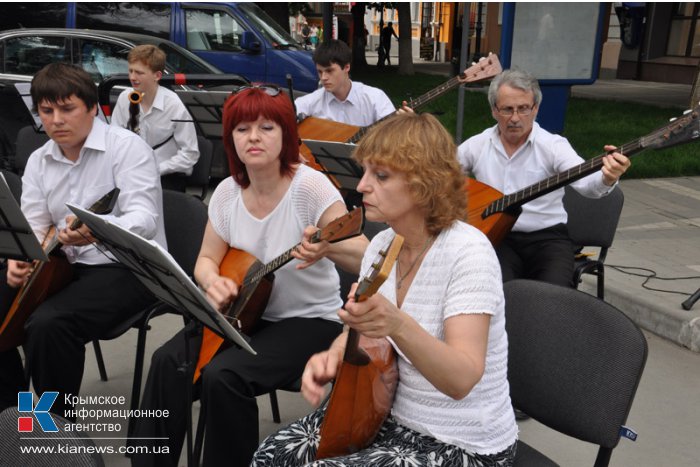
[564,185,624,250]
[162,190,208,276]
[1,169,22,202]
[188,136,214,200]
[504,279,647,465]
[0,407,105,466]
[14,126,50,174]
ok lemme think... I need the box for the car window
[76,2,170,40]
[4,36,68,76]
[184,7,244,52]
[0,3,67,30]
[159,43,215,74]
[77,39,131,81]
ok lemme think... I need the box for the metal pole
[455,3,471,144]
[474,2,483,61]
[323,3,333,43]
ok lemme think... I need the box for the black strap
[152,134,175,151]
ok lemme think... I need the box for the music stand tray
[302,139,363,192]
[66,203,254,355]
[0,173,47,262]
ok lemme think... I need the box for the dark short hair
[312,39,352,68]
[222,87,301,188]
[30,63,98,112]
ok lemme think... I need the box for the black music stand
[302,139,365,210]
[66,203,253,467]
[0,173,47,262]
[682,287,700,310]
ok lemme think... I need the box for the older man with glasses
[457,68,630,288]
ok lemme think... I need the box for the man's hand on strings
[6,259,32,288]
[58,216,95,246]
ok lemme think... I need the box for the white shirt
[457,122,615,232]
[295,81,396,127]
[208,165,343,322]
[111,85,199,176]
[365,224,518,455]
[22,118,167,265]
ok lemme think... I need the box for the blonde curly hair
[353,112,467,236]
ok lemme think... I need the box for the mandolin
[299,53,503,178]
[192,206,365,382]
[0,188,120,351]
[468,104,700,246]
[315,234,403,460]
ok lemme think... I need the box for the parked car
[0,28,250,176]
[0,2,319,92]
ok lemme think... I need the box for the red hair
[222,88,300,187]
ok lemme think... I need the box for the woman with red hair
[131,86,368,467]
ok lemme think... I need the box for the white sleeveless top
[208,165,343,322]
[363,223,518,454]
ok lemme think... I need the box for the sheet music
[67,203,254,355]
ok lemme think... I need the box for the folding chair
[504,279,647,466]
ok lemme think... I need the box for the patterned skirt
[252,407,517,467]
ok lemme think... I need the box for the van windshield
[237,3,304,50]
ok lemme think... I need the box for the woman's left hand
[339,285,404,339]
[292,225,330,270]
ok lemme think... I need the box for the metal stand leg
[682,287,700,310]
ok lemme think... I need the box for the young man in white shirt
[295,39,396,127]
[0,63,166,416]
[457,68,631,287]
[111,44,199,192]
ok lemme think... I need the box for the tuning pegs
[683,109,692,115]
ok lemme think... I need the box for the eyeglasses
[234,84,282,97]
[494,104,535,117]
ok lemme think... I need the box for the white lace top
[363,223,518,454]
[208,165,343,322]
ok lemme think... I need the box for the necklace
[396,236,433,290]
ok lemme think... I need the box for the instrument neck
[494,139,643,215]
[241,229,322,289]
[347,75,463,144]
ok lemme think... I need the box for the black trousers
[161,173,187,192]
[0,263,155,417]
[0,269,26,412]
[130,316,342,467]
[495,223,575,288]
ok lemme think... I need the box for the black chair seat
[514,441,559,467]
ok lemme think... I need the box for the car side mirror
[241,31,261,53]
